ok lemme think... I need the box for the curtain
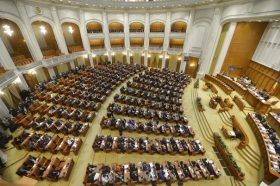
[8,84,21,100]
[2,88,15,108]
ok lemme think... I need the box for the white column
[162,12,171,66]
[69,61,75,69]
[179,58,187,73]
[0,98,10,118]
[214,22,237,74]
[124,12,130,64]
[88,53,94,67]
[102,11,112,62]
[51,7,68,54]
[144,50,148,66]
[17,73,29,90]
[197,7,222,77]
[144,12,150,52]
[47,67,56,79]
[126,50,130,64]
[0,38,16,70]
[162,52,167,69]
[16,1,43,61]
[182,10,195,56]
[79,10,91,52]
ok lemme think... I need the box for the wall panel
[221,22,267,76]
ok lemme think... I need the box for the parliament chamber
[0,0,280,186]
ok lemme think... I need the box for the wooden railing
[204,74,232,95]
[233,96,245,111]
[231,115,249,149]
[246,113,280,183]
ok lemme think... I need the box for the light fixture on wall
[68,26,74,34]
[189,63,196,67]
[122,51,126,55]
[40,25,47,35]
[141,53,144,57]
[13,77,21,84]
[0,90,4,95]
[28,69,37,75]
[3,25,13,37]
[178,57,182,61]
[159,54,163,59]
[92,53,96,58]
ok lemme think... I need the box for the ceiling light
[40,25,47,35]
[3,25,13,36]
[68,26,74,34]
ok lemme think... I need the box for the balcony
[42,51,88,67]
[88,32,104,39]
[109,31,125,38]
[168,47,183,54]
[0,70,17,87]
[170,32,186,38]
[149,46,163,52]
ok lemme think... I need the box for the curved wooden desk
[246,113,280,183]
[204,74,232,95]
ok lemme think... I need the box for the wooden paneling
[23,73,38,90]
[130,38,144,47]
[110,38,124,48]
[171,21,187,32]
[62,22,83,52]
[185,57,199,78]
[169,38,184,48]
[109,22,123,32]
[32,21,59,51]
[221,22,268,76]
[86,22,102,32]
[0,18,32,58]
[129,22,144,31]
[90,39,104,49]
[149,38,164,47]
[244,61,280,94]
[150,22,165,32]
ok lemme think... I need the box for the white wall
[252,22,280,71]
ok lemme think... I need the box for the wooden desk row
[213,133,245,180]
[12,131,82,155]
[114,94,183,113]
[231,115,249,149]
[216,74,247,95]
[243,89,271,114]
[17,155,74,181]
[100,117,195,137]
[204,74,232,95]
[246,113,280,183]
[84,159,221,185]
[93,135,205,155]
[11,114,89,136]
[266,112,280,137]
[107,103,188,124]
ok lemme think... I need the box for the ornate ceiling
[29,0,244,10]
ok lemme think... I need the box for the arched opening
[129,22,144,32]
[130,38,144,47]
[169,38,184,49]
[0,18,33,66]
[61,22,84,53]
[150,22,165,32]
[90,39,105,49]
[86,21,103,33]
[109,22,124,33]
[171,21,187,32]
[149,38,164,48]
[110,38,124,48]
[31,21,62,59]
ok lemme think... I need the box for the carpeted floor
[1,78,265,186]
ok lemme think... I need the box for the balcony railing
[42,51,88,67]
[0,71,17,87]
